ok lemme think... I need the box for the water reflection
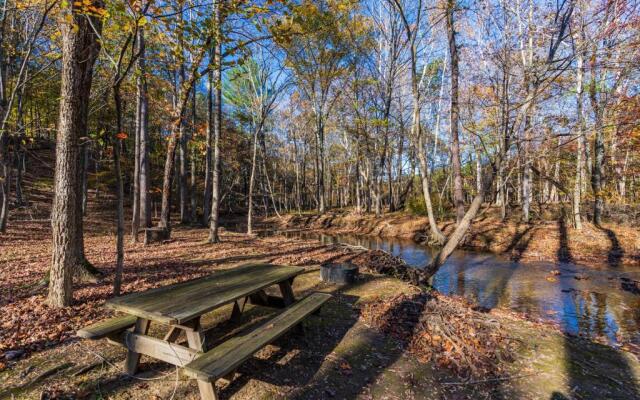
[285,230,640,346]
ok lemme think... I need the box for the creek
[283,230,640,347]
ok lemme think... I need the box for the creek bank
[276,210,640,269]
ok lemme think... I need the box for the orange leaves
[115,132,128,140]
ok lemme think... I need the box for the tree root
[36,259,102,288]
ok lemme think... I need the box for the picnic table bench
[77,263,331,400]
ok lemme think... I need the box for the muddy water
[284,230,640,347]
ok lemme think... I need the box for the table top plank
[106,264,305,324]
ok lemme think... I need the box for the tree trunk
[49,2,102,307]
[131,67,142,241]
[179,118,189,223]
[573,43,584,229]
[202,63,214,225]
[446,0,465,223]
[247,126,259,235]
[0,151,9,232]
[0,160,9,232]
[475,147,482,195]
[190,91,197,222]
[416,125,445,244]
[112,89,125,296]
[316,116,326,213]
[208,9,222,243]
[138,26,151,231]
[589,49,605,226]
[81,141,89,215]
[159,130,178,229]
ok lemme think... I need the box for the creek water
[282,230,640,347]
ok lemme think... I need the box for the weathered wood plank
[121,332,201,367]
[184,292,331,382]
[106,264,305,324]
[76,315,137,339]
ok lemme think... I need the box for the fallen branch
[442,372,536,386]
[71,360,104,377]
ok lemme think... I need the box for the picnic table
[77,263,331,400]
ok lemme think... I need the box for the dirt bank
[278,210,640,268]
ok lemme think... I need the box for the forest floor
[278,209,640,269]
[1,148,639,399]
[2,223,640,400]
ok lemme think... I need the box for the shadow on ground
[552,221,639,399]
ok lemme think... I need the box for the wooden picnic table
[106,263,304,325]
[94,263,307,399]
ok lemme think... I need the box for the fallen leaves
[0,213,362,361]
[361,292,523,379]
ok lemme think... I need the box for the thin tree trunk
[138,26,151,231]
[208,6,222,243]
[573,42,584,229]
[247,126,259,235]
[446,0,465,223]
[475,146,482,195]
[416,122,445,244]
[316,116,326,213]
[589,48,605,226]
[202,62,214,225]
[112,89,125,296]
[131,69,142,241]
[81,141,89,215]
[179,120,189,223]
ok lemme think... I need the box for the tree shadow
[556,213,575,264]
[553,228,640,399]
[217,291,363,399]
[284,290,430,399]
[595,226,624,268]
[505,224,535,263]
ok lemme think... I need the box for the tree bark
[446,0,465,223]
[573,41,585,229]
[112,89,125,296]
[247,126,259,235]
[589,47,605,226]
[49,1,102,307]
[202,61,214,225]
[138,26,151,231]
[131,59,142,241]
[208,6,222,243]
[179,116,190,223]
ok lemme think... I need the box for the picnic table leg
[184,317,218,400]
[230,299,244,322]
[279,278,306,334]
[124,318,150,375]
[278,278,296,306]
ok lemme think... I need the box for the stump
[144,227,171,245]
[320,262,359,285]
